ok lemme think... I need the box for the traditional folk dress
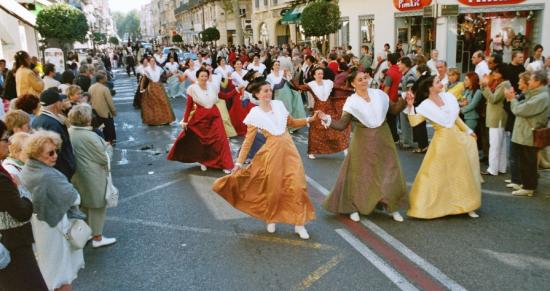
[166,83,234,170]
[406,93,482,219]
[140,65,176,125]
[306,79,350,155]
[323,90,407,215]
[267,71,307,123]
[212,100,316,225]
[208,73,237,138]
[219,71,255,136]
[165,61,186,98]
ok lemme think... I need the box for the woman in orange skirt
[212,80,319,239]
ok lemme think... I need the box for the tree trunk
[231,0,244,46]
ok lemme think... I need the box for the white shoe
[467,211,479,218]
[512,189,534,197]
[504,179,512,183]
[308,154,316,160]
[266,223,276,233]
[505,183,522,190]
[223,169,231,174]
[343,149,348,156]
[92,237,117,248]
[294,225,310,240]
[349,212,360,222]
[200,164,207,171]
[391,211,404,222]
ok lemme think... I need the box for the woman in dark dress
[0,120,48,291]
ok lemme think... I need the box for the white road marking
[307,175,465,291]
[480,249,550,271]
[188,174,248,220]
[335,229,419,291]
[361,220,467,291]
[119,177,186,203]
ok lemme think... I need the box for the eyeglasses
[47,150,58,157]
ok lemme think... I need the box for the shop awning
[281,5,306,25]
[0,0,37,27]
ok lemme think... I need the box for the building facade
[0,0,41,64]
[140,3,155,41]
[338,0,550,72]
[251,0,305,46]
[174,0,252,46]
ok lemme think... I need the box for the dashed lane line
[290,254,345,291]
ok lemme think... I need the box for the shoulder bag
[105,153,119,208]
[527,119,550,149]
[58,219,92,250]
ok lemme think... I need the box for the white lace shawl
[266,72,283,89]
[308,79,334,102]
[231,70,249,88]
[186,83,218,109]
[243,100,288,136]
[343,90,389,128]
[145,65,163,82]
[415,92,460,128]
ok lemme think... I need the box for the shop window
[338,17,350,48]
[456,10,541,73]
[255,0,259,9]
[359,15,374,52]
[394,16,435,56]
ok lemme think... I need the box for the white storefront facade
[0,0,40,66]
[339,0,550,72]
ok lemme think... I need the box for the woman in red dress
[167,68,234,173]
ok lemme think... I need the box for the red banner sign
[458,0,526,6]
[393,0,432,11]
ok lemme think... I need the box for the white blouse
[266,71,284,89]
[214,65,234,77]
[407,92,463,129]
[342,90,390,128]
[243,100,289,136]
[186,83,218,109]
[164,62,179,73]
[145,66,163,82]
[231,70,249,88]
[247,63,266,74]
[308,79,334,102]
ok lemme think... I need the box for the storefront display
[395,16,436,55]
[457,10,540,72]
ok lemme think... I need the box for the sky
[108,0,150,13]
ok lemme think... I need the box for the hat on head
[40,87,62,106]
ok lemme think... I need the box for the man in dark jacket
[31,88,76,179]
[75,64,92,92]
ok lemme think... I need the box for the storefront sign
[440,4,459,16]
[393,0,432,11]
[44,48,64,74]
[457,0,526,6]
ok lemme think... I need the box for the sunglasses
[47,150,59,157]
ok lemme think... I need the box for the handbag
[105,153,119,208]
[533,127,550,148]
[59,219,92,250]
[0,240,10,269]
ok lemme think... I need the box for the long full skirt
[216,99,237,138]
[273,83,307,121]
[213,132,316,225]
[219,84,255,136]
[167,105,234,170]
[407,124,482,219]
[323,122,406,214]
[141,82,176,125]
[31,215,84,290]
[166,74,186,98]
[308,97,350,154]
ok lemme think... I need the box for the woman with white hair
[68,104,116,247]
[21,130,84,291]
[2,132,32,198]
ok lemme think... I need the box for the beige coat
[15,67,44,97]
[482,80,510,128]
[89,82,116,118]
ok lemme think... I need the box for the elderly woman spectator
[20,130,84,291]
[4,109,31,134]
[0,121,48,291]
[2,132,32,197]
[15,94,40,122]
[505,70,550,197]
[62,85,83,116]
[68,104,116,248]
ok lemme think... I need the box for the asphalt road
[74,70,550,291]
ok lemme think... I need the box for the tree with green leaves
[172,34,183,44]
[200,27,220,44]
[113,10,141,41]
[300,0,341,53]
[109,36,120,46]
[36,3,89,50]
[93,32,107,45]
